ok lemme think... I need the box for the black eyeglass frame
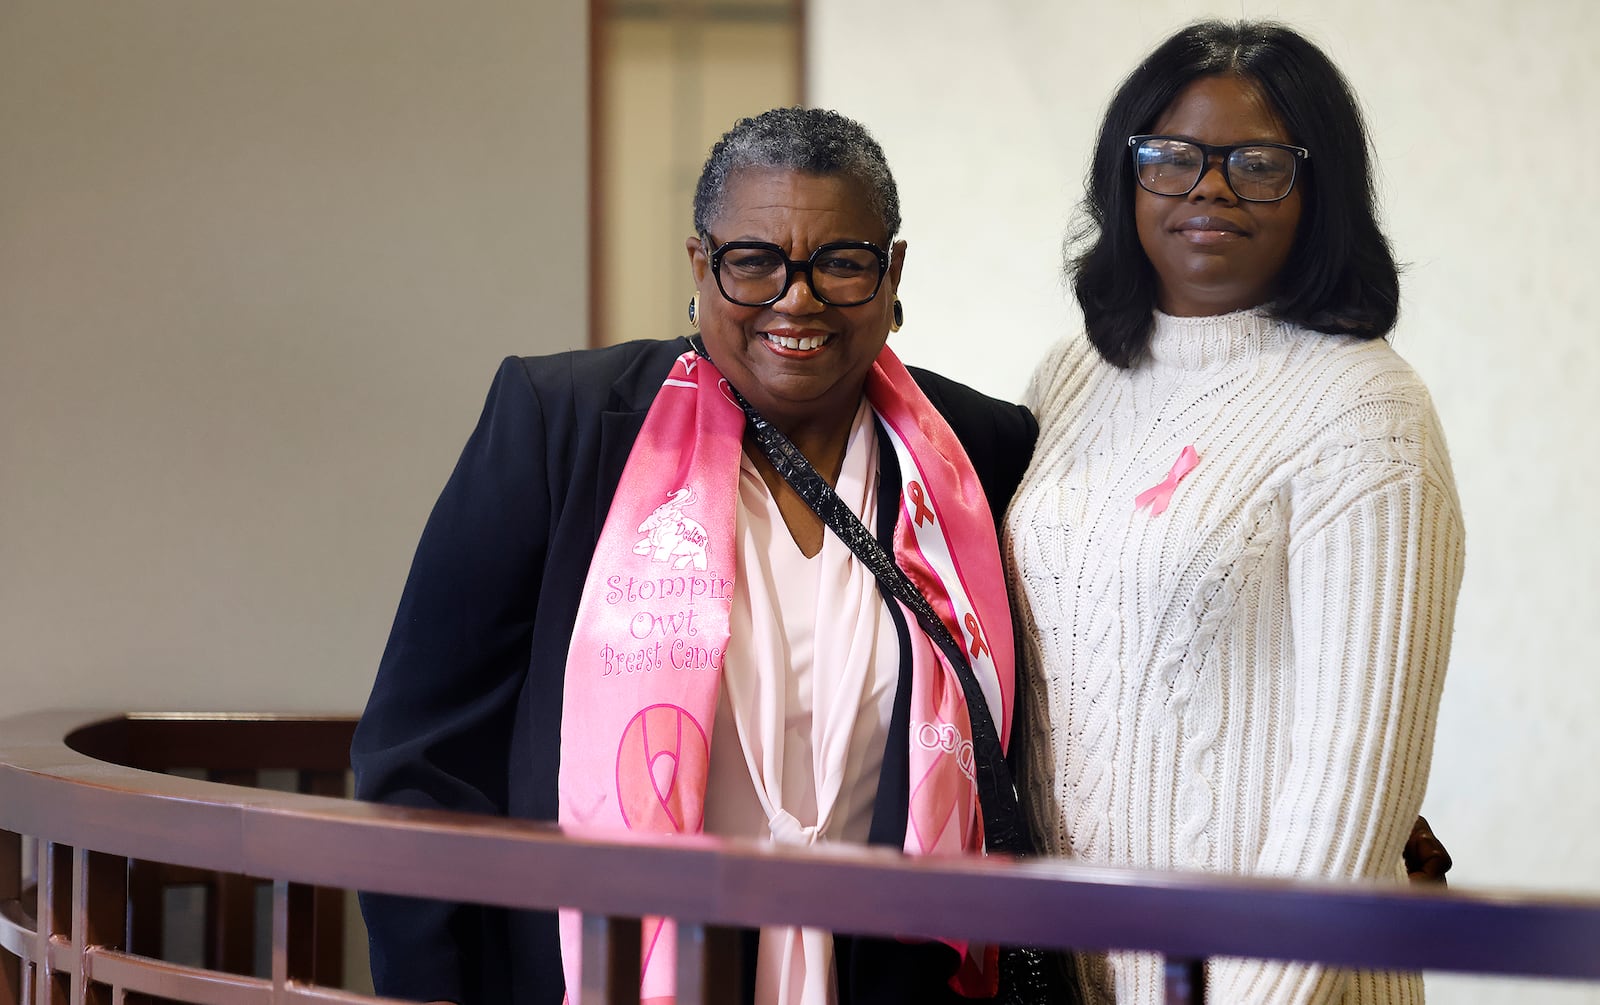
[1127,134,1311,203]
[701,233,892,308]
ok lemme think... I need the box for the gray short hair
[692,107,901,242]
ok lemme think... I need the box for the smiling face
[687,167,905,436]
[1135,74,1304,317]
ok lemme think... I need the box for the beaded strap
[690,337,1031,858]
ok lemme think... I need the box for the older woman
[1005,20,1466,1005]
[351,108,1034,1005]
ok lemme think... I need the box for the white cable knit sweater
[1004,310,1465,1005]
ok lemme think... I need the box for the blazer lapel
[592,338,687,529]
[594,409,648,528]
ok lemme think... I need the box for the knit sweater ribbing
[1003,310,1465,1005]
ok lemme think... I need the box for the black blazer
[351,337,1038,1004]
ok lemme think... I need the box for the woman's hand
[1403,814,1452,885]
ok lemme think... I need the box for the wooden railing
[2,710,1598,1004]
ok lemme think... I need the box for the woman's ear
[889,239,908,288]
[686,235,710,286]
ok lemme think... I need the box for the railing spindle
[271,880,290,1000]
[1,831,20,1005]
[207,771,259,977]
[39,843,70,1005]
[74,849,123,1005]
[299,770,347,987]
[122,861,160,962]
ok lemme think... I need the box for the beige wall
[810,3,1600,1002]
[0,1,588,716]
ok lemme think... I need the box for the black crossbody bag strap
[690,338,1031,858]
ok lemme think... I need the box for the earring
[687,293,700,331]
[891,298,904,332]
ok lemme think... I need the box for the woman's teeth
[764,332,828,351]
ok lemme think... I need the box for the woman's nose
[773,271,825,314]
[1189,156,1237,202]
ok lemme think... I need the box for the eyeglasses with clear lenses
[1128,135,1310,203]
[703,234,890,308]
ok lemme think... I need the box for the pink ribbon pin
[1134,445,1200,516]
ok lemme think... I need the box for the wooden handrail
[3,710,1599,1004]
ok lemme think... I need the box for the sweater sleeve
[350,356,553,1004]
[1208,450,1465,1005]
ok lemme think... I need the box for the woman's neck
[770,413,854,479]
[743,404,861,558]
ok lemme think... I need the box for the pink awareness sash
[557,344,1014,1002]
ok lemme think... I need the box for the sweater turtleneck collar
[1146,308,1283,374]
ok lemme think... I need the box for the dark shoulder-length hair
[1072,20,1400,367]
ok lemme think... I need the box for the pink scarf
[556,344,1014,1002]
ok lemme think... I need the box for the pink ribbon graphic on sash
[616,703,709,832]
[614,704,710,991]
[964,612,990,661]
[907,480,936,527]
[1134,445,1200,516]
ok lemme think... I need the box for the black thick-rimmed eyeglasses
[1128,134,1311,203]
[702,233,891,308]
